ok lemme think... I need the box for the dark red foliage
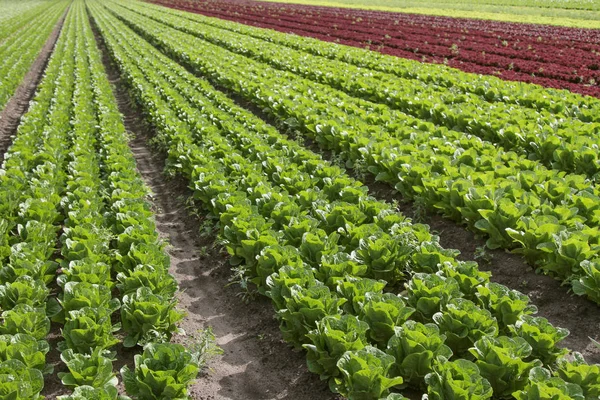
[148,0,600,97]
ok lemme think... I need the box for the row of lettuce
[138,0,600,120]
[117,0,600,182]
[103,0,600,307]
[0,0,52,40]
[0,1,205,399]
[0,0,69,114]
[90,1,600,398]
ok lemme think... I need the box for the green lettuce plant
[277,284,345,347]
[554,352,600,399]
[424,357,493,400]
[513,367,584,400]
[334,346,404,400]
[121,343,201,400]
[508,315,569,364]
[469,336,542,397]
[304,315,370,381]
[336,276,386,315]
[405,273,461,321]
[0,275,49,310]
[121,287,184,347]
[476,283,537,331]
[116,264,178,298]
[59,281,120,317]
[58,347,118,389]
[432,298,498,356]
[0,304,50,340]
[61,307,119,353]
[0,333,51,373]
[359,292,415,348]
[57,385,129,400]
[0,359,44,400]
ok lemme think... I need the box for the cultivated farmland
[0,0,599,399]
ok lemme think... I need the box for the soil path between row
[89,13,340,400]
[0,7,69,155]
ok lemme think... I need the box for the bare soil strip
[0,8,69,155]
[90,17,339,400]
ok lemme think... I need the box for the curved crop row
[102,0,600,305]
[118,1,600,180]
[90,2,600,399]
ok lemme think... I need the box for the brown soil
[0,8,68,155]
[89,20,340,399]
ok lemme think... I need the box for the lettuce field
[0,0,599,399]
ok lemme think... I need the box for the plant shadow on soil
[89,15,341,399]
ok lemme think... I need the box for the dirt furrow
[91,14,338,400]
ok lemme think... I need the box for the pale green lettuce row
[106,0,600,306]
[0,1,56,42]
[0,6,77,399]
[117,0,600,180]
[90,2,600,398]
[0,1,69,112]
[56,2,203,398]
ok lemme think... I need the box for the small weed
[227,264,258,304]
[474,246,494,264]
[199,246,209,257]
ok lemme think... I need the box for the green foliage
[334,346,404,400]
[405,273,461,321]
[469,336,543,397]
[116,265,178,298]
[386,321,452,387]
[58,348,118,389]
[476,283,537,331]
[277,284,345,346]
[121,343,201,400]
[424,357,493,400]
[508,315,569,364]
[57,385,129,400]
[513,367,584,400]
[0,334,51,373]
[359,292,415,348]
[58,281,120,320]
[61,307,119,354]
[0,304,50,340]
[0,276,49,310]
[121,287,184,348]
[304,315,370,380]
[554,352,600,399]
[0,359,44,400]
[433,298,498,357]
